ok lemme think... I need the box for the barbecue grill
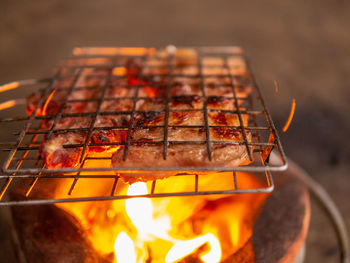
[0,46,287,205]
[0,46,348,263]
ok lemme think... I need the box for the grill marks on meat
[112,93,252,183]
[35,68,131,168]
[171,95,201,109]
[28,55,253,175]
[113,127,252,184]
[134,111,164,127]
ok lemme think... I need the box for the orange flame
[42,89,57,116]
[114,182,223,262]
[55,171,267,262]
[283,99,296,132]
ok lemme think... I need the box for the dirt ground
[0,1,349,262]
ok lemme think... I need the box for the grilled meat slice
[27,68,108,116]
[36,69,135,168]
[112,128,252,184]
[112,95,252,183]
[32,53,254,174]
[40,132,86,169]
[40,114,129,168]
[39,116,90,168]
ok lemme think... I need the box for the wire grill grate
[0,46,286,205]
[0,170,274,206]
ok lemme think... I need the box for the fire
[165,233,221,263]
[42,89,57,116]
[115,232,137,263]
[114,182,222,262]
[55,168,268,262]
[125,183,169,237]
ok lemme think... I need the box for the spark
[0,82,19,93]
[282,99,296,132]
[273,80,279,93]
[0,100,18,111]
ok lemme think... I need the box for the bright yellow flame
[114,232,136,263]
[230,218,240,246]
[165,233,221,263]
[56,171,266,262]
[117,182,222,262]
[201,235,221,263]
[126,183,154,232]
[125,182,171,240]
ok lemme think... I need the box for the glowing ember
[142,87,158,98]
[283,98,296,132]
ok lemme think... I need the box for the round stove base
[252,157,310,263]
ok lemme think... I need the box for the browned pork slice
[112,95,252,183]
[40,114,129,168]
[26,68,109,116]
[38,73,133,168]
[112,128,252,184]
[31,54,253,172]
[40,132,87,169]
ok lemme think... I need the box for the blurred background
[0,0,349,262]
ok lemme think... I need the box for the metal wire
[0,46,286,204]
[0,170,274,206]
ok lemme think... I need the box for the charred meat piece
[112,95,252,183]
[40,132,86,169]
[112,133,252,184]
[37,70,132,168]
[40,116,90,169]
[90,115,129,153]
[26,68,108,116]
[31,53,253,173]
[40,114,129,168]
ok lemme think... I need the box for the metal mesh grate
[0,46,286,205]
[0,170,273,206]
